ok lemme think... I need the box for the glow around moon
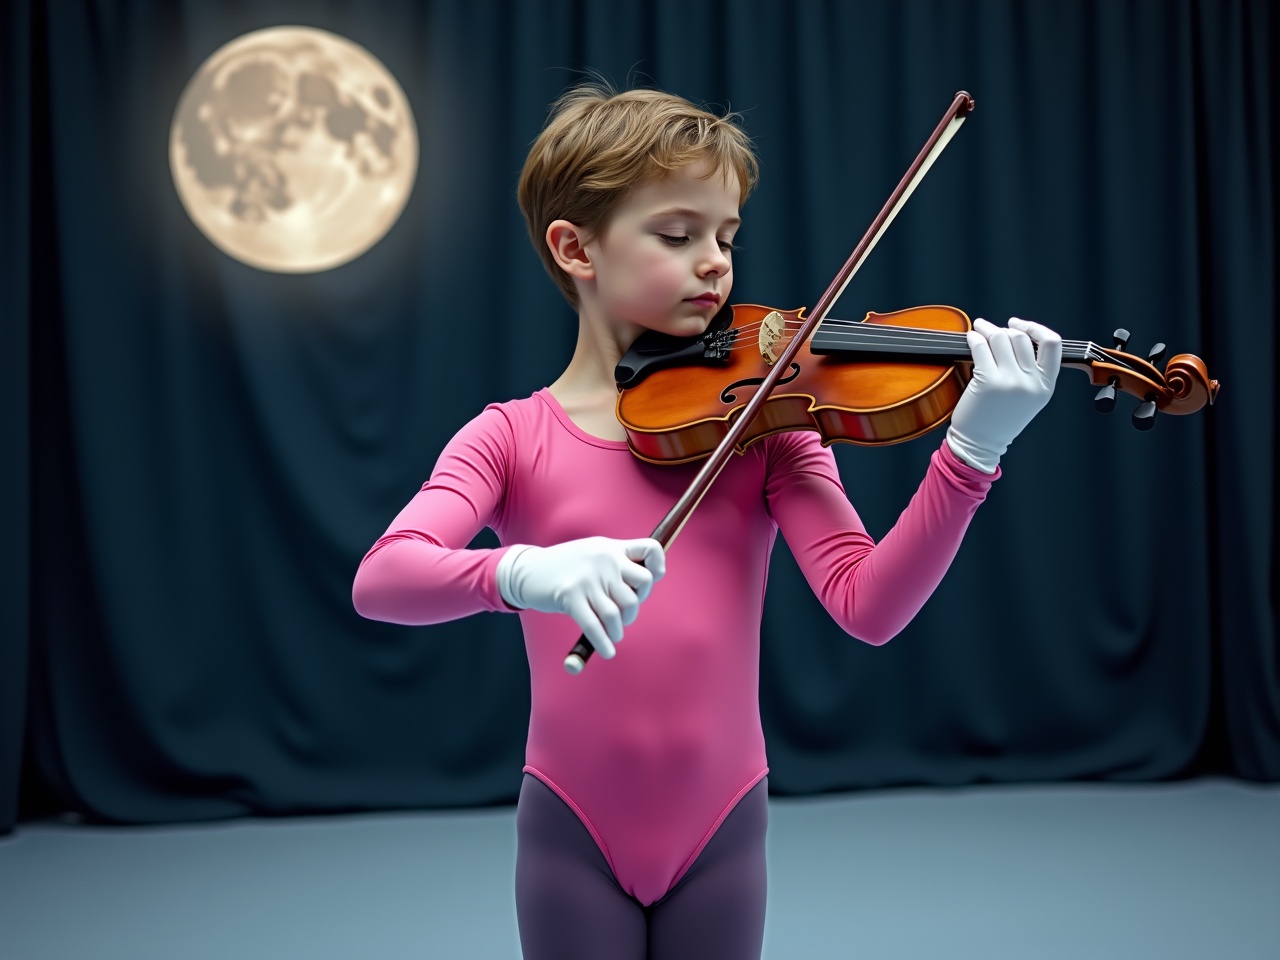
[170,26,418,273]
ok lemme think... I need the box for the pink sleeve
[765,433,998,645]
[351,406,519,625]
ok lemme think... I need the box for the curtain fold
[0,0,34,832]
[1190,0,1280,779]
[3,0,1275,835]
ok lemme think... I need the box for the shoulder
[425,395,555,514]
[757,428,839,475]
[447,392,548,445]
[478,390,563,434]
[439,389,573,468]
[751,429,845,504]
[433,394,535,473]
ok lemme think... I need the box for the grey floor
[1,778,1277,960]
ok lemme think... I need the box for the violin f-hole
[721,363,801,404]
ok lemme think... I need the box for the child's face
[585,158,740,340]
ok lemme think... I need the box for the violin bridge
[758,310,785,365]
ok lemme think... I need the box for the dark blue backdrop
[2,0,1275,834]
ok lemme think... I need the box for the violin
[563,90,1220,674]
[613,302,1219,465]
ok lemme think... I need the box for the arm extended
[767,434,997,646]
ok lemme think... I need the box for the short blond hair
[517,83,759,307]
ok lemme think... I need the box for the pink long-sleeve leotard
[353,388,997,906]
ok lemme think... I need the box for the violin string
[728,328,1098,351]
[813,332,1097,352]
[720,337,1098,358]
[737,318,1092,340]
[724,319,1112,350]
[711,322,1135,371]
[720,324,1099,356]
[728,317,1095,344]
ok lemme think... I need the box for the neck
[549,303,643,401]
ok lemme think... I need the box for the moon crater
[170,26,418,272]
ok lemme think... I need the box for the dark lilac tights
[514,773,768,960]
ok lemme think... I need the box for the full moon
[169,26,418,273]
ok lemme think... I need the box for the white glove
[496,537,666,659]
[946,317,1063,473]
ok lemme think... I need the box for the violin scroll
[1162,353,1220,412]
[1083,340,1219,431]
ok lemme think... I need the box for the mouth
[685,293,721,309]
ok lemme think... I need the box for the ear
[546,220,595,282]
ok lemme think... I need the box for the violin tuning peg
[1147,342,1167,366]
[1132,398,1158,430]
[1112,328,1130,351]
[1094,379,1118,413]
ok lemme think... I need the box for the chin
[622,308,714,342]
[661,314,714,338]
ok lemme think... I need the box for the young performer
[353,84,1061,960]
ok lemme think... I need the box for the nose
[696,238,731,278]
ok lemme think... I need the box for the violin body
[615,303,1219,466]
[617,304,970,464]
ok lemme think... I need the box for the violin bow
[564,91,977,674]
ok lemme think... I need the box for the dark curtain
[3,0,1276,835]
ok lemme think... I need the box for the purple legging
[514,773,768,960]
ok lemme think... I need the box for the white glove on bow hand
[496,537,666,659]
[946,317,1063,474]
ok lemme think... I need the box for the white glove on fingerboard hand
[946,317,1063,473]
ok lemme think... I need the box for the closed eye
[658,234,738,252]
